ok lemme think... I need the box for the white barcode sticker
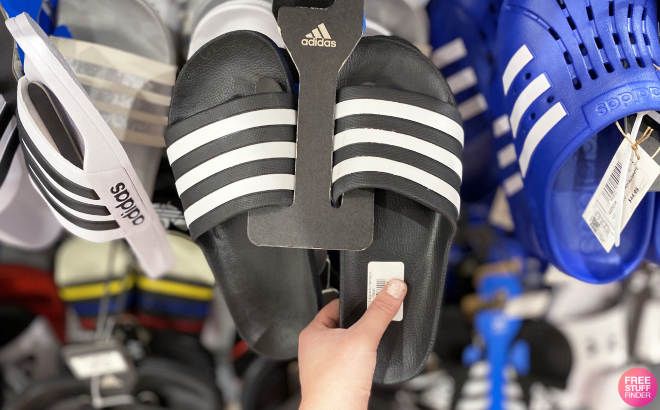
[583,139,660,251]
[68,350,129,379]
[367,261,404,321]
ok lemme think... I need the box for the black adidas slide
[165,31,320,360]
[335,36,463,383]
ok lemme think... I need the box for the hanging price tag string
[90,242,135,409]
[624,106,660,161]
[613,112,652,247]
[615,121,654,159]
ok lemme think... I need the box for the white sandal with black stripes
[8,13,174,277]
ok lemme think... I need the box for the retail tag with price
[367,262,404,321]
[583,138,660,252]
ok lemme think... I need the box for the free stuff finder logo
[619,368,658,407]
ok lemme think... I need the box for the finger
[353,279,406,346]
[311,299,340,329]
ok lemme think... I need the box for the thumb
[352,279,407,347]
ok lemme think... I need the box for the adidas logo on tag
[301,23,336,47]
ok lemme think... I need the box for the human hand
[298,279,407,410]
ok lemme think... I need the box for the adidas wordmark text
[301,23,337,47]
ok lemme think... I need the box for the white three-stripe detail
[497,143,517,169]
[335,99,464,146]
[519,103,567,177]
[447,67,478,94]
[167,109,297,163]
[492,115,511,138]
[432,38,468,69]
[333,128,463,179]
[332,157,461,211]
[22,142,103,206]
[184,174,295,224]
[28,165,113,222]
[502,45,533,96]
[20,138,92,190]
[175,142,296,194]
[503,172,524,196]
[510,74,551,138]
[458,94,488,121]
[28,177,121,242]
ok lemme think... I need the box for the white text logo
[301,23,336,48]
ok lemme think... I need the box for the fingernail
[386,279,406,299]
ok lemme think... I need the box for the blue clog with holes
[497,0,660,283]
[427,0,546,257]
[427,0,501,202]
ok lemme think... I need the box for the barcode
[375,279,387,293]
[602,161,623,203]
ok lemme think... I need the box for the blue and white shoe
[496,0,660,283]
[491,76,547,259]
[427,0,502,203]
[427,0,545,256]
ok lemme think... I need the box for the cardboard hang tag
[248,0,374,250]
[582,113,660,252]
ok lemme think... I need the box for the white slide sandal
[8,14,174,277]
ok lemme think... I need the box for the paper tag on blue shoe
[583,137,660,252]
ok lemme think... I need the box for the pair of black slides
[167,20,464,383]
[2,3,464,383]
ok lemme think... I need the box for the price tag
[68,350,128,379]
[367,261,404,321]
[583,139,660,252]
[61,340,137,395]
